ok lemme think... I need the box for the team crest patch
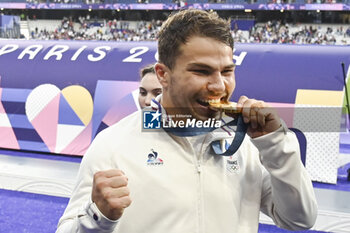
[226,155,239,173]
[147,149,163,166]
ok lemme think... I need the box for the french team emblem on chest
[226,155,240,173]
[147,149,164,166]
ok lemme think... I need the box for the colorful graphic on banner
[91,80,139,139]
[0,88,20,149]
[25,84,93,153]
[0,82,138,155]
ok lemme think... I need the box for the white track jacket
[56,110,317,233]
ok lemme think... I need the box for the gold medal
[209,101,241,114]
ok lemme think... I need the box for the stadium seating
[116,0,139,3]
[226,0,248,3]
[186,0,209,3]
[0,0,25,2]
[150,0,173,3]
[22,18,350,45]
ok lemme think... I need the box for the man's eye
[193,70,209,75]
[222,70,233,75]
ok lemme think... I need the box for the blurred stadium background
[0,1,350,232]
[1,0,350,43]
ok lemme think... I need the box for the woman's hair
[140,64,156,80]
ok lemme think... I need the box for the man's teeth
[207,99,221,104]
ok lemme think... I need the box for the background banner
[0,40,349,157]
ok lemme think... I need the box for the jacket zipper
[196,161,202,173]
[196,134,210,233]
[196,158,203,233]
[186,136,204,233]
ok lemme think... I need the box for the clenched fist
[92,169,132,220]
[237,96,281,138]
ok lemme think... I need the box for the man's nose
[207,72,225,93]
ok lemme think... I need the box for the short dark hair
[140,64,155,80]
[157,9,233,70]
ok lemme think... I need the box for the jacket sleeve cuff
[85,201,119,231]
[251,120,287,145]
[250,121,292,166]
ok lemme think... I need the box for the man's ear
[154,63,170,89]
